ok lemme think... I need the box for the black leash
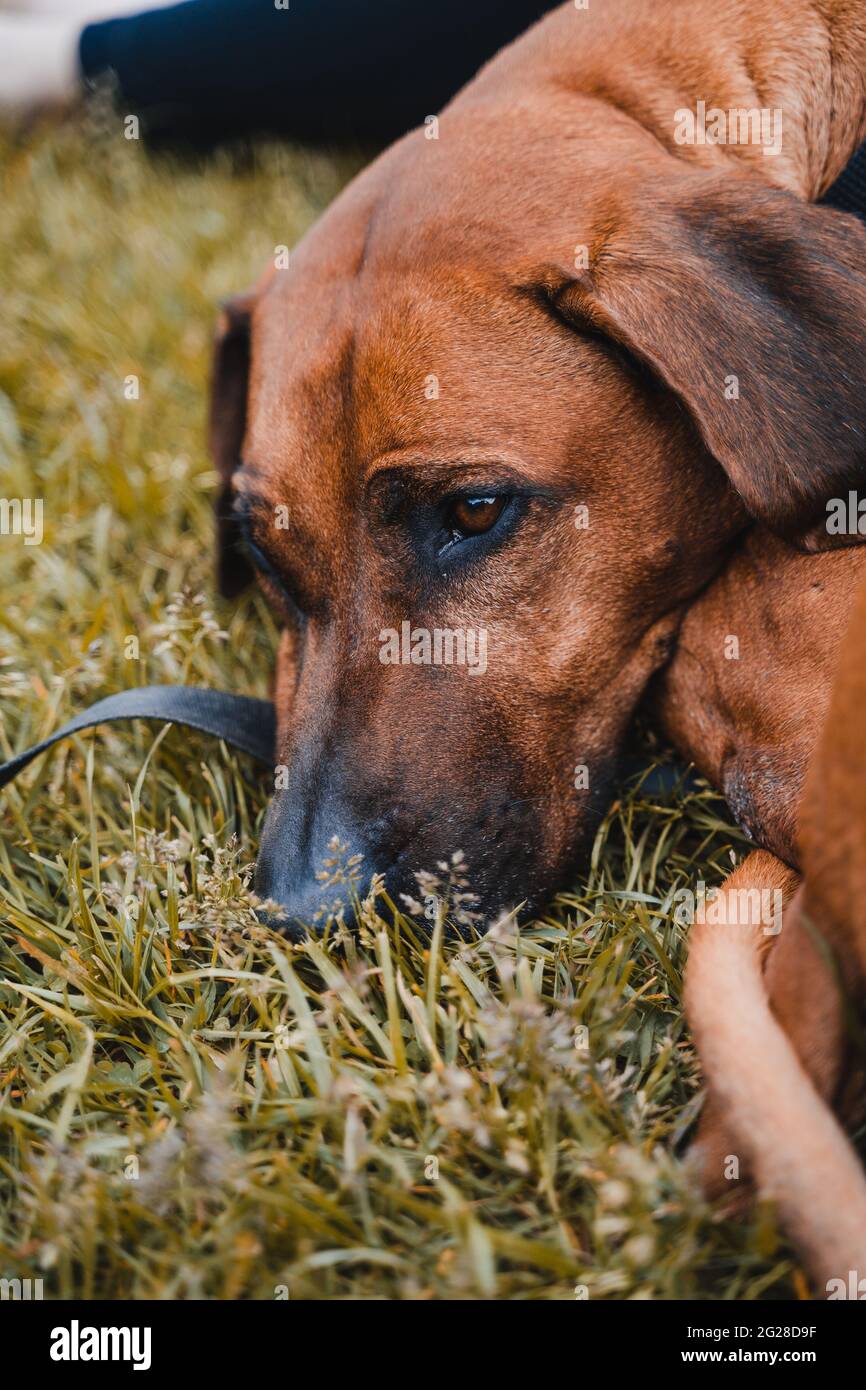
[4,139,865,802]
[0,686,275,790]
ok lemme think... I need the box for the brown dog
[211,0,866,927]
[682,564,866,1288]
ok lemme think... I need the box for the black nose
[254,832,354,936]
[253,785,383,935]
[253,888,333,937]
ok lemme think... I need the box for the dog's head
[211,102,866,927]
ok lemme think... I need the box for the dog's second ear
[554,176,866,550]
[210,293,255,597]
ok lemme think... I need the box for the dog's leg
[685,849,866,1288]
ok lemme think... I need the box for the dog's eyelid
[232,494,281,562]
[250,553,308,627]
[234,518,308,623]
[364,452,534,493]
[367,471,545,533]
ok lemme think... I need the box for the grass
[0,103,807,1300]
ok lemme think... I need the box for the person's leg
[0,1,173,114]
[0,0,559,137]
[3,1,171,17]
[77,0,559,142]
[0,14,81,111]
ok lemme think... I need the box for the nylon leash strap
[0,685,275,790]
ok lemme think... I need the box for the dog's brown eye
[449,495,506,537]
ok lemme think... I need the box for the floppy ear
[553,176,866,550]
[209,293,255,597]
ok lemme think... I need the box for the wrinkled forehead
[243,259,589,517]
[238,96,645,516]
